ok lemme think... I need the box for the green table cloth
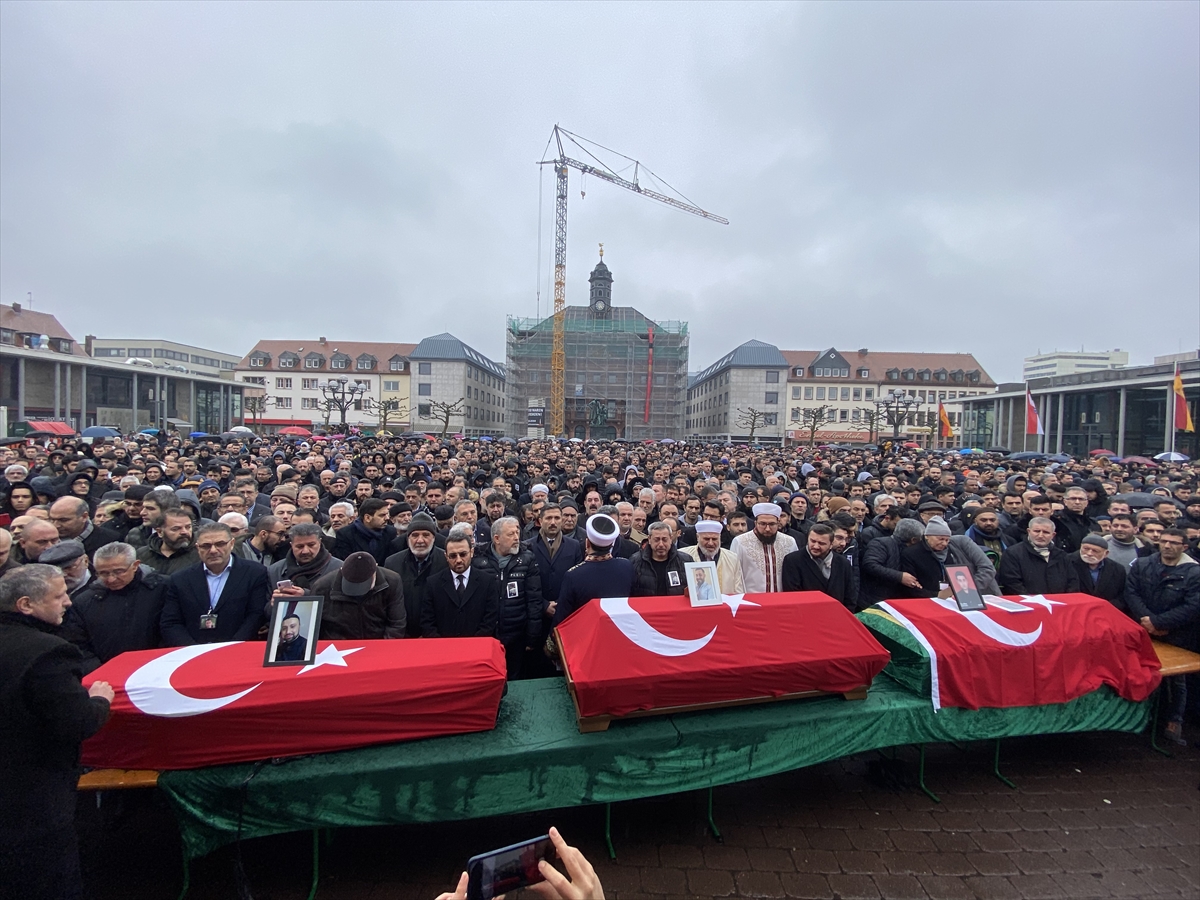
[160,674,1149,860]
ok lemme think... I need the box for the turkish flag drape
[877,594,1160,711]
[83,639,507,770]
[557,592,890,719]
[1025,389,1044,435]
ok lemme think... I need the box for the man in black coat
[630,522,689,597]
[997,517,1080,595]
[1071,535,1128,610]
[61,542,169,673]
[0,565,114,900]
[471,516,542,678]
[160,522,270,645]
[48,495,121,558]
[1052,487,1099,554]
[781,523,857,610]
[332,498,397,564]
[384,513,449,637]
[859,518,926,608]
[421,533,501,639]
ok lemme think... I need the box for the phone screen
[466,835,555,900]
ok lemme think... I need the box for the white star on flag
[298,644,363,674]
[720,594,760,617]
[1019,595,1067,614]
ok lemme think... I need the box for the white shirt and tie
[454,567,471,597]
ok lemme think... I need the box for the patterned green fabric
[160,674,1149,860]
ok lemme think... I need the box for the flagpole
[1171,363,1178,456]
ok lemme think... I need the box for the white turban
[751,503,782,519]
[695,520,723,534]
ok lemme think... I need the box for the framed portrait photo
[946,565,986,612]
[264,597,323,667]
[685,561,721,607]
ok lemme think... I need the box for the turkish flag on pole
[877,594,1160,711]
[82,639,507,770]
[1174,363,1194,433]
[557,592,890,720]
[1025,389,1044,435]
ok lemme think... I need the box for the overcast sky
[2,1,1197,383]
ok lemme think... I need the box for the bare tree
[421,398,466,439]
[242,395,274,432]
[797,405,834,447]
[735,407,768,444]
[860,407,883,444]
[363,397,409,433]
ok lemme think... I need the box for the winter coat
[1125,555,1200,651]
[60,569,169,673]
[311,566,406,640]
[629,547,689,598]
[996,540,1079,596]
[471,547,544,647]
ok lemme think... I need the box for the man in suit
[420,533,500,639]
[1071,534,1128,610]
[781,523,857,610]
[160,522,270,646]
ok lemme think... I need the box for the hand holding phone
[466,834,555,900]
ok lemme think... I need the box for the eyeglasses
[1158,539,1185,548]
[196,540,232,552]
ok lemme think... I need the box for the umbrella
[901,441,920,449]
[1089,448,1117,457]
[1008,451,1047,461]
[478,435,493,441]
[139,428,160,435]
[1120,456,1159,467]
[986,446,1010,454]
[660,438,676,444]
[278,426,312,437]
[1154,451,1189,462]
[568,437,583,443]
[81,426,121,439]
[1110,492,1158,510]
[1047,453,1071,463]
[230,425,254,434]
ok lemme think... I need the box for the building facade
[783,348,996,447]
[86,337,241,378]
[960,359,1200,459]
[1022,350,1128,380]
[235,339,416,433]
[687,341,790,444]
[410,333,506,438]
[1,303,253,434]
[506,257,689,440]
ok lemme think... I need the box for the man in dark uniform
[273,611,308,661]
[0,565,114,900]
[553,514,636,625]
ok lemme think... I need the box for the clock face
[594,300,606,311]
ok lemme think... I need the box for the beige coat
[679,544,746,595]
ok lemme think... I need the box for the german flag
[938,401,954,439]
[1174,364,1194,433]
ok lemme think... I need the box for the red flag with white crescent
[877,594,1160,711]
[557,592,890,719]
[83,639,507,770]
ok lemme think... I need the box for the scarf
[284,547,334,588]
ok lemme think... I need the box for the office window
[275,397,292,409]
[389,359,405,372]
[766,370,779,383]
[418,403,431,417]
[250,357,265,368]
[418,383,432,396]
[804,386,813,400]
[275,378,292,389]
[383,380,400,391]
[791,386,801,399]
[301,398,320,410]
[852,388,862,401]
[242,377,265,385]
[302,378,319,390]
[840,387,850,400]
[839,409,848,422]
[763,413,777,426]
[418,363,431,375]
[790,408,802,422]
[765,392,778,405]
[865,389,874,400]
[816,387,825,400]
[852,408,861,422]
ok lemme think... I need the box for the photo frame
[946,565,986,612]
[264,597,323,667]
[685,561,721,607]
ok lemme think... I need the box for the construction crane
[538,125,728,437]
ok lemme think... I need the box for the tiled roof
[410,333,505,379]
[0,304,89,356]
[781,349,995,386]
[236,340,417,371]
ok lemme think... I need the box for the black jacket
[781,547,857,610]
[629,547,689,598]
[312,567,406,640]
[996,540,1080,596]
[1125,555,1200,651]
[527,534,584,605]
[60,569,169,673]
[160,556,270,646]
[1052,510,1097,554]
[420,567,501,639]
[332,520,398,565]
[901,541,977,596]
[1070,554,1128,610]
[0,611,110,842]
[383,547,449,638]
[860,534,907,608]
[472,547,544,646]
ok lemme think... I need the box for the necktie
[456,575,465,594]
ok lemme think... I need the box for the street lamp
[317,376,367,427]
[874,389,922,444]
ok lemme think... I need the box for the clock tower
[588,245,613,317]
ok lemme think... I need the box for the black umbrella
[1109,492,1158,510]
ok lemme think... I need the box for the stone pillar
[1116,387,1127,458]
[132,371,138,431]
[1056,393,1065,454]
[17,357,26,420]
[54,362,61,418]
[80,365,88,429]
[64,364,72,427]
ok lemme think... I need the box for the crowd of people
[2,429,1199,897]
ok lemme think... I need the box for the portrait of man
[947,565,986,611]
[685,561,721,607]
[263,598,321,666]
